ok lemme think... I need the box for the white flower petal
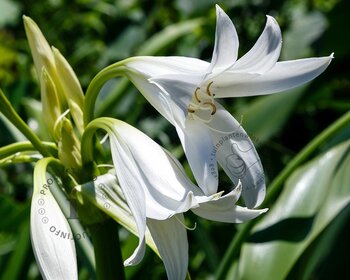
[192,182,268,223]
[205,103,241,134]
[206,5,239,76]
[150,74,202,124]
[209,110,265,208]
[89,118,222,223]
[177,118,219,195]
[127,74,178,126]
[109,134,146,265]
[213,55,333,97]
[193,203,268,223]
[125,57,208,127]
[125,56,208,77]
[73,173,159,255]
[147,214,188,280]
[231,15,282,74]
[31,171,77,280]
[108,120,203,219]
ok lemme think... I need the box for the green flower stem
[216,110,350,280]
[88,219,125,280]
[1,154,40,166]
[92,18,204,119]
[0,141,57,159]
[84,62,127,127]
[0,89,51,157]
[80,119,126,279]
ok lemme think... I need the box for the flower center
[187,81,216,122]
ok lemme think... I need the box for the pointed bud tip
[22,15,35,26]
[215,4,224,14]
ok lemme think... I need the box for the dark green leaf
[237,140,350,280]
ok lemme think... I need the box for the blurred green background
[0,0,349,279]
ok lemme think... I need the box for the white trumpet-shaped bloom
[117,5,333,209]
[82,118,267,280]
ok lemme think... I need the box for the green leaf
[0,195,29,231]
[236,88,304,146]
[281,5,327,59]
[237,140,350,280]
[1,221,31,280]
[137,18,204,56]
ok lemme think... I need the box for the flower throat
[187,81,216,122]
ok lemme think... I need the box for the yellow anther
[194,87,201,103]
[206,81,214,96]
[203,101,217,115]
[188,108,196,113]
[188,103,197,113]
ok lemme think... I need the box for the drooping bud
[31,161,77,280]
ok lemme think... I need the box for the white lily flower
[31,158,77,280]
[81,118,267,280]
[112,5,333,209]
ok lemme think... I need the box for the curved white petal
[209,109,265,208]
[192,182,268,223]
[176,118,219,195]
[150,74,203,125]
[73,173,159,255]
[231,15,282,74]
[31,171,77,280]
[125,57,208,127]
[125,56,208,77]
[127,74,178,126]
[206,5,239,76]
[192,202,267,223]
[108,120,204,220]
[205,103,241,134]
[109,134,146,265]
[147,214,188,280]
[213,55,333,97]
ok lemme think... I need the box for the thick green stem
[0,89,51,157]
[84,62,127,127]
[80,119,126,279]
[216,110,350,280]
[88,219,125,280]
[0,141,57,159]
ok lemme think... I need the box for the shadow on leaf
[248,216,315,243]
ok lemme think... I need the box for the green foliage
[238,140,350,280]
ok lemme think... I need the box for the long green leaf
[236,88,304,146]
[237,140,350,280]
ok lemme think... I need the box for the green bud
[53,47,84,134]
[41,68,61,138]
[58,118,82,177]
